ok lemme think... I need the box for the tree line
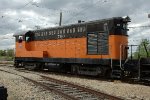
[133,39,150,59]
[0,49,14,61]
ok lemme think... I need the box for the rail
[0,68,124,100]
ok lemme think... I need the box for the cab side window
[25,31,33,42]
[18,36,23,43]
[25,36,30,42]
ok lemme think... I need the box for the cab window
[18,36,23,43]
[25,31,33,42]
[25,36,30,42]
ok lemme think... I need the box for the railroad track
[0,68,123,100]
[2,63,150,86]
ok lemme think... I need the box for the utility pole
[35,25,40,29]
[59,11,62,26]
[148,14,150,18]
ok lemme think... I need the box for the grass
[0,56,14,64]
[0,56,13,61]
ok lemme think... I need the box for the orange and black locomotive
[14,17,137,79]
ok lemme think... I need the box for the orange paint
[15,35,128,60]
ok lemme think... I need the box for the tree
[0,50,6,56]
[6,49,14,57]
[0,49,14,61]
[133,39,150,59]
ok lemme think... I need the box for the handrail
[123,58,129,66]
[120,44,124,70]
[138,56,141,80]
[110,45,113,69]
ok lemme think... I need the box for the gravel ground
[0,65,65,100]
[43,73,150,100]
[0,65,150,100]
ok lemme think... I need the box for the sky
[0,0,150,50]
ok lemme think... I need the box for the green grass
[0,56,14,61]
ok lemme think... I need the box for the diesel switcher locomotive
[14,17,150,80]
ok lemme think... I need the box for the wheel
[71,65,79,75]
[105,69,112,79]
[14,62,19,68]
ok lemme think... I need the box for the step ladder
[111,69,122,79]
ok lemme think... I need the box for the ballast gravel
[45,74,150,100]
[0,65,65,100]
[0,64,150,100]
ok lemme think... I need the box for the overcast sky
[0,0,150,50]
